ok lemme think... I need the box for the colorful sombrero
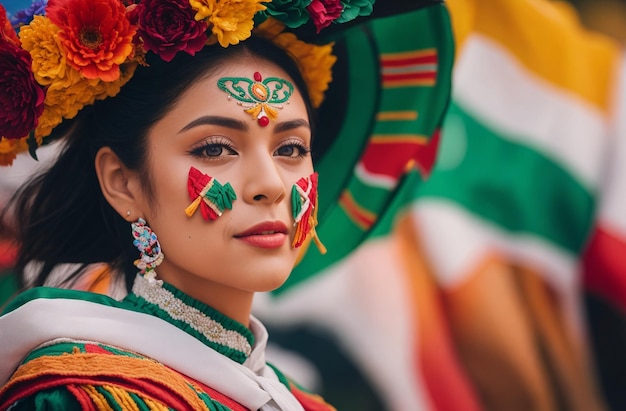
[285,2,454,287]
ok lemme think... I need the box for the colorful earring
[217,72,294,127]
[185,166,237,220]
[291,172,326,254]
[131,218,164,283]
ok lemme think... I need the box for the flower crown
[0,0,375,166]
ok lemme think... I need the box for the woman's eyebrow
[273,119,310,133]
[178,115,249,133]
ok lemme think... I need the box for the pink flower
[0,42,45,140]
[131,0,208,62]
[307,0,343,33]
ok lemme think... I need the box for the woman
[0,0,368,409]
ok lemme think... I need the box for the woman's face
[135,56,313,307]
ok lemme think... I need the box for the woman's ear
[95,147,144,221]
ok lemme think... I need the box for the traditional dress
[0,275,334,411]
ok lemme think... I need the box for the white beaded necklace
[132,274,252,357]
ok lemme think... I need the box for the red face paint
[185,167,237,221]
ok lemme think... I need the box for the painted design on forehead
[185,167,237,221]
[217,72,294,127]
[291,172,326,254]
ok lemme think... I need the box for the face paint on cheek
[185,166,237,221]
[217,72,294,127]
[291,172,326,254]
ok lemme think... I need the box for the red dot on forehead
[253,72,262,82]
[258,116,270,127]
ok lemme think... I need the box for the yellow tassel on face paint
[184,196,203,217]
[263,104,279,121]
[245,105,262,119]
[311,200,327,254]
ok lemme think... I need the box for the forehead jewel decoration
[217,72,294,127]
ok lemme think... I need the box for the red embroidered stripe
[185,373,248,411]
[66,384,98,411]
[381,49,438,87]
[381,49,437,64]
[360,133,437,179]
[339,190,376,230]
[583,225,626,312]
[289,383,337,411]
[381,53,437,67]
[382,72,437,86]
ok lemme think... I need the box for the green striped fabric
[279,4,455,293]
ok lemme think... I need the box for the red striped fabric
[381,50,438,87]
[583,225,626,313]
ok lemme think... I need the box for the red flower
[0,42,45,140]
[307,0,343,33]
[131,0,207,62]
[47,0,136,82]
[0,4,20,46]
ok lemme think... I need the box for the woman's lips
[234,221,289,249]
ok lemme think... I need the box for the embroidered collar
[126,274,254,364]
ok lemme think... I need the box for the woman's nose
[241,152,286,205]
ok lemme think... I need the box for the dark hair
[5,36,316,292]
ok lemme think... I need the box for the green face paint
[185,167,237,221]
[217,71,294,127]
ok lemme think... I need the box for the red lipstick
[234,221,289,249]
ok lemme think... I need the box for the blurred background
[255,1,626,410]
[1,1,626,410]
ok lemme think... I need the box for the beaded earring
[291,172,326,254]
[131,218,164,283]
[185,166,237,221]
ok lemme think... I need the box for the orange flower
[47,0,136,82]
[0,137,29,167]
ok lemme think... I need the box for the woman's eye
[189,140,237,159]
[275,143,311,158]
[204,144,225,157]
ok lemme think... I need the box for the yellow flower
[189,0,215,21]
[18,15,67,86]
[277,34,335,108]
[35,67,89,140]
[35,61,138,141]
[35,102,65,141]
[0,137,29,166]
[253,16,284,37]
[191,0,266,47]
[255,19,336,108]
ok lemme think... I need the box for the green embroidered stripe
[0,271,18,310]
[125,278,253,364]
[128,293,249,364]
[129,392,152,411]
[315,24,379,219]
[95,386,124,411]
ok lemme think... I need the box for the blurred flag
[410,0,621,409]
